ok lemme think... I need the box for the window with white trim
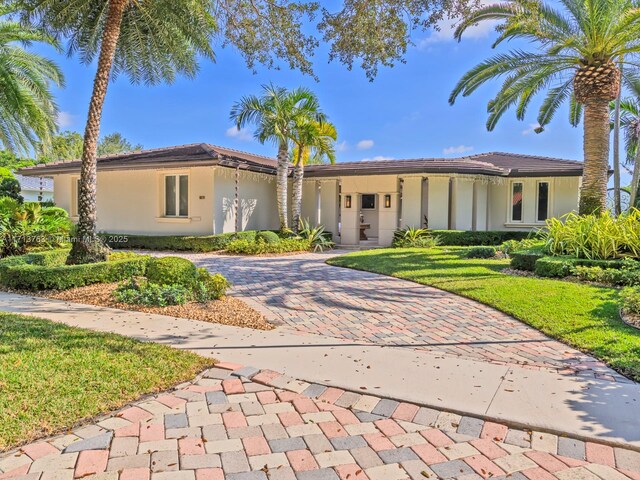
[511,182,523,222]
[164,174,188,217]
[537,181,549,222]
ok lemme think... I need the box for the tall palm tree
[290,120,337,231]
[0,6,62,155]
[21,0,216,264]
[617,79,640,208]
[230,85,325,231]
[449,0,640,215]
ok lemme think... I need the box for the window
[165,174,188,217]
[537,182,549,222]
[361,194,376,209]
[511,182,523,222]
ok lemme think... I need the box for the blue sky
[38,14,626,182]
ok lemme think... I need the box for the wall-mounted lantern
[345,195,352,208]
[384,194,391,208]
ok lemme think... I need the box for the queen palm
[291,120,337,231]
[615,79,640,208]
[0,6,62,155]
[230,85,325,231]
[449,0,640,214]
[21,0,216,264]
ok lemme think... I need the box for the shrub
[114,278,191,307]
[466,247,496,259]
[0,253,149,290]
[256,231,280,244]
[430,230,534,246]
[500,238,545,255]
[510,247,546,271]
[571,259,640,286]
[545,210,640,260]
[193,268,230,302]
[226,237,311,255]
[621,287,640,315]
[101,231,257,252]
[0,199,71,257]
[392,227,440,248]
[146,256,197,288]
[534,256,627,278]
[0,177,23,203]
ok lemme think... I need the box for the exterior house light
[384,194,391,208]
[345,195,352,208]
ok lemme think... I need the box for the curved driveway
[181,251,627,382]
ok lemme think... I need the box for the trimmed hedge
[256,231,280,244]
[0,251,149,291]
[431,230,535,246]
[146,256,197,288]
[100,231,258,252]
[534,256,626,278]
[510,247,546,272]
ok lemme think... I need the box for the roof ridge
[470,151,582,164]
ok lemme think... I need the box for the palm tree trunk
[292,155,304,233]
[579,99,611,215]
[630,147,640,209]
[613,67,622,215]
[276,142,289,231]
[67,0,127,264]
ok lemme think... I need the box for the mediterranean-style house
[19,143,584,247]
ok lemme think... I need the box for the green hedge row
[510,249,626,277]
[431,230,534,246]
[100,231,257,252]
[0,250,149,291]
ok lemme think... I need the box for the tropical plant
[114,277,191,307]
[21,0,216,264]
[291,120,337,232]
[614,78,640,208]
[0,6,63,155]
[0,197,71,257]
[230,85,327,231]
[392,227,439,248]
[449,0,640,215]
[544,210,640,260]
[298,219,334,252]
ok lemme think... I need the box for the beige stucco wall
[401,177,423,228]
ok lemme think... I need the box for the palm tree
[290,120,337,231]
[616,79,640,208]
[0,6,62,155]
[449,0,640,215]
[21,0,216,264]
[230,85,325,231]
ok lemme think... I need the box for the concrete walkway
[3,362,640,480]
[1,279,639,450]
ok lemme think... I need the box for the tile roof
[18,143,584,178]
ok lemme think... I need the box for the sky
[35,10,628,184]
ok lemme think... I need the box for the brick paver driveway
[2,363,639,480]
[181,251,626,382]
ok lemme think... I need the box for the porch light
[384,194,391,208]
[345,195,352,208]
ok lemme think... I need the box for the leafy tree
[0,151,34,170]
[97,133,142,156]
[0,5,63,155]
[230,85,326,230]
[0,178,23,203]
[449,0,640,215]
[291,120,337,231]
[21,0,217,264]
[37,131,83,162]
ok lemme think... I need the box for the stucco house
[19,143,584,247]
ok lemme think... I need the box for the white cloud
[418,4,499,47]
[443,145,474,155]
[522,123,543,136]
[56,111,76,128]
[361,156,395,162]
[357,139,374,150]
[225,126,254,142]
[336,141,348,152]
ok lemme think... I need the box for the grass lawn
[328,247,640,381]
[0,313,213,451]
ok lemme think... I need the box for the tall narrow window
[511,182,523,222]
[165,175,188,217]
[537,182,549,222]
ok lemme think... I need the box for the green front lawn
[328,248,640,381]
[0,313,213,450]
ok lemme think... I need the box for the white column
[451,178,474,231]
[378,193,400,246]
[473,181,488,231]
[401,177,423,228]
[427,177,450,230]
[340,192,360,245]
[319,180,339,241]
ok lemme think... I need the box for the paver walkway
[178,251,628,382]
[2,362,640,480]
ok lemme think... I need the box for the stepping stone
[64,432,113,453]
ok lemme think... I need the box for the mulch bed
[33,283,274,331]
[621,309,640,330]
